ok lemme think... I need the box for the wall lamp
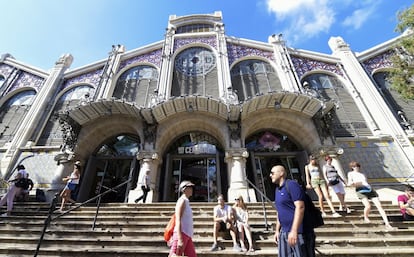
[274,101,281,110]
[187,102,194,112]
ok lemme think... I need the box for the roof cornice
[1,54,48,78]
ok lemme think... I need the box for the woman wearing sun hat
[168,180,197,257]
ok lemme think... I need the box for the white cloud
[342,4,378,30]
[265,0,381,44]
[266,0,335,40]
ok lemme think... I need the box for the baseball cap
[179,181,195,192]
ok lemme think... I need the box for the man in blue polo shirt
[270,165,315,257]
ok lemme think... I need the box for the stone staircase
[1,198,414,257]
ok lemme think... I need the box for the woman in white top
[233,195,254,252]
[347,161,393,229]
[305,155,341,217]
[169,180,197,257]
[323,156,351,213]
[59,161,81,212]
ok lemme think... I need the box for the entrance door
[79,157,137,203]
[247,153,304,201]
[166,156,219,202]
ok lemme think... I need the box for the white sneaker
[321,212,327,217]
[346,208,351,214]
[332,212,341,218]
[1,213,8,217]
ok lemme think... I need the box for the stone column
[225,149,256,202]
[128,151,160,203]
[98,44,125,99]
[268,34,301,92]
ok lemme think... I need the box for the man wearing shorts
[210,194,241,252]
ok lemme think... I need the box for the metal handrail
[245,178,274,231]
[34,179,131,257]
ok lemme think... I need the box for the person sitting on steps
[233,195,254,252]
[210,194,241,252]
[397,184,414,221]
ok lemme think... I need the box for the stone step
[0,199,411,257]
[1,245,413,257]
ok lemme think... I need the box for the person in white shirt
[347,161,393,229]
[59,161,81,212]
[134,170,151,203]
[233,195,254,252]
[211,194,241,252]
[0,164,27,216]
[168,180,197,257]
[323,156,351,213]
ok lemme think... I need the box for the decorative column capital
[137,151,160,162]
[224,148,249,162]
[316,146,344,158]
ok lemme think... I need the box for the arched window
[172,47,219,98]
[302,73,371,137]
[245,131,299,152]
[95,134,140,157]
[0,90,36,146]
[230,59,281,102]
[113,65,158,107]
[176,24,214,34]
[38,85,94,146]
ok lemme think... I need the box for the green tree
[389,5,414,99]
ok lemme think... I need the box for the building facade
[1,11,413,203]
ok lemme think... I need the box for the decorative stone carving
[328,36,350,52]
[228,120,241,141]
[313,107,335,144]
[143,122,157,144]
[57,111,81,152]
[55,54,73,67]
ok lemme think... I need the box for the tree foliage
[389,5,414,100]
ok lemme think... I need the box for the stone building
[0,11,413,203]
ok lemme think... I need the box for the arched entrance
[160,132,225,202]
[77,134,140,203]
[245,131,307,201]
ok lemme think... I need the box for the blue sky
[1,0,412,70]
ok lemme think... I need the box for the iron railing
[245,178,274,231]
[34,179,131,257]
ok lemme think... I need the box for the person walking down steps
[135,169,151,203]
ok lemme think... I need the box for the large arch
[242,108,322,152]
[74,115,143,161]
[76,132,141,203]
[156,112,228,155]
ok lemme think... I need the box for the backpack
[36,189,46,202]
[285,180,324,229]
[15,178,29,189]
[163,213,176,243]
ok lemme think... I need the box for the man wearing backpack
[270,165,315,257]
